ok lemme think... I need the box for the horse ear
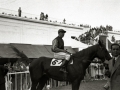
[98,40,104,47]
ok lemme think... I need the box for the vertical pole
[10,74,11,90]
[18,73,22,90]
[15,74,17,90]
[5,74,8,90]
[20,73,22,90]
[97,59,99,80]
[26,73,27,90]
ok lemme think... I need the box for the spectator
[18,7,22,17]
[92,29,96,38]
[111,35,115,42]
[45,14,48,21]
[80,24,83,27]
[104,43,120,90]
[109,43,120,90]
[63,18,66,24]
[40,12,44,20]
[0,65,8,90]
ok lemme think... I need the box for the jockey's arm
[52,39,66,52]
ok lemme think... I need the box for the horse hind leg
[72,79,82,90]
[29,61,43,90]
[30,70,42,90]
[37,75,49,90]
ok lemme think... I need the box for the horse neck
[86,45,98,61]
[73,44,99,69]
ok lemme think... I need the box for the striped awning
[0,44,19,58]
[11,44,53,58]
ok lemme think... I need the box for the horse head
[96,40,111,62]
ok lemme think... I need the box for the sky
[0,0,120,31]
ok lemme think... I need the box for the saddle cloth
[50,58,73,66]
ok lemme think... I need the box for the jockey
[52,29,71,73]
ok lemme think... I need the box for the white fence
[5,63,106,90]
[5,71,31,90]
[5,71,69,90]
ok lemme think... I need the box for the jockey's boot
[60,60,69,73]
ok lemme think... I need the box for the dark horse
[10,41,111,90]
[28,41,111,90]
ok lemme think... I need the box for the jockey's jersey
[52,36,64,52]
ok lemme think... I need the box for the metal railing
[5,71,31,90]
[5,71,69,90]
[5,66,106,90]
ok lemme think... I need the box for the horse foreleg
[37,75,49,90]
[31,81,39,90]
[72,79,81,90]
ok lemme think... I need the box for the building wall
[0,14,90,47]
[107,31,120,41]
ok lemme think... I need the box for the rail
[5,71,69,90]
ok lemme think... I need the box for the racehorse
[11,40,111,90]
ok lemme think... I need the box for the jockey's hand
[63,50,67,53]
[64,50,71,54]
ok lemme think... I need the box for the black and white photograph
[0,0,120,90]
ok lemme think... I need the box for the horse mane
[72,44,99,59]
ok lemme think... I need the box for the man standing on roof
[52,29,70,73]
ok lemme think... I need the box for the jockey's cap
[58,29,66,33]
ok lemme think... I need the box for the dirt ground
[45,80,107,90]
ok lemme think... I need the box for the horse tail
[29,57,44,81]
[10,44,32,66]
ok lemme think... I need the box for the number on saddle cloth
[50,58,73,66]
[50,58,63,66]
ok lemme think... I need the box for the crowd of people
[83,58,106,82]
[0,59,29,90]
[78,25,113,45]
[18,7,48,21]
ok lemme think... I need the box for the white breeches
[54,52,70,61]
